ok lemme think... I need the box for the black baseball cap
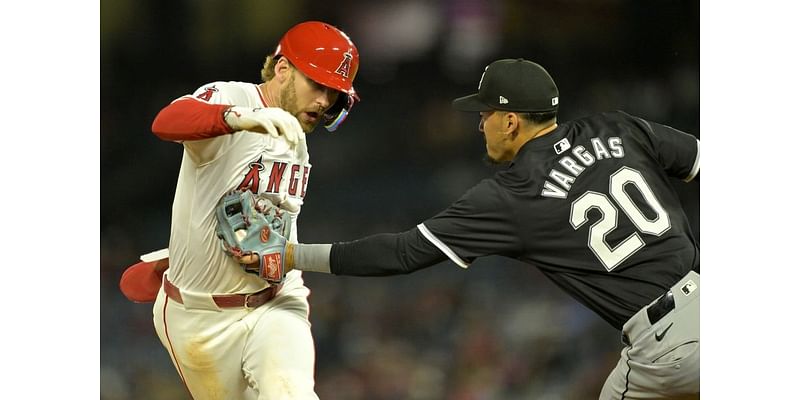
[452,58,559,112]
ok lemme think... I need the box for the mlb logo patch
[681,280,697,296]
[554,138,570,154]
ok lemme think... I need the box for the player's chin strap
[323,92,358,132]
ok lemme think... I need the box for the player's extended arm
[214,189,449,277]
[277,230,447,276]
[151,97,304,145]
[232,231,447,277]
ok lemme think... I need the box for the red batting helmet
[274,21,360,131]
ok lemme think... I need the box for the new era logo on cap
[499,96,508,104]
[552,97,559,106]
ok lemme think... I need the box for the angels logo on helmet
[335,50,354,78]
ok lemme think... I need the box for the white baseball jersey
[152,81,319,400]
[167,81,310,295]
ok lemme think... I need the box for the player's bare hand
[235,254,260,265]
[224,106,305,146]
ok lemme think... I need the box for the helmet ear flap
[323,93,356,132]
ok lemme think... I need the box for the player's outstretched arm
[151,98,304,146]
[151,98,233,141]
[232,229,450,278]
[214,189,450,278]
[283,229,448,277]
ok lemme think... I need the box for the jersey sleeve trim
[683,139,700,182]
[417,223,470,269]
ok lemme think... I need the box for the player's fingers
[237,254,259,265]
[275,123,298,145]
[278,196,301,213]
[259,120,279,138]
[271,122,287,139]
[288,117,304,142]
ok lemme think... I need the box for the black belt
[647,290,675,325]
[622,290,676,346]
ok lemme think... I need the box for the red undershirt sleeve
[151,97,234,141]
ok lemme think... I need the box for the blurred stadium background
[101,0,698,398]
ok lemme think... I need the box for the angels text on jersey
[541,136,624,199]
[237,155,311,198]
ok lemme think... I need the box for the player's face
[280,69,339,133]
[479,110,512,162]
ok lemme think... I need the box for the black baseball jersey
[331,111,700,329]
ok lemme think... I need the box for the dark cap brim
[452,93,493,112]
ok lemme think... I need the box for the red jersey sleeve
[151,97,233,141]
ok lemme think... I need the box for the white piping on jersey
[417,223,470,269]
[684,139,700,182]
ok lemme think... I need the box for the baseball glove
[215,189,291,284]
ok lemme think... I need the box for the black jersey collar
[516,124,568,155]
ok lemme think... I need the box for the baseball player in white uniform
[126,21,360,399]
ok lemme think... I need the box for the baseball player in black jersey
[258,59,700,399]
